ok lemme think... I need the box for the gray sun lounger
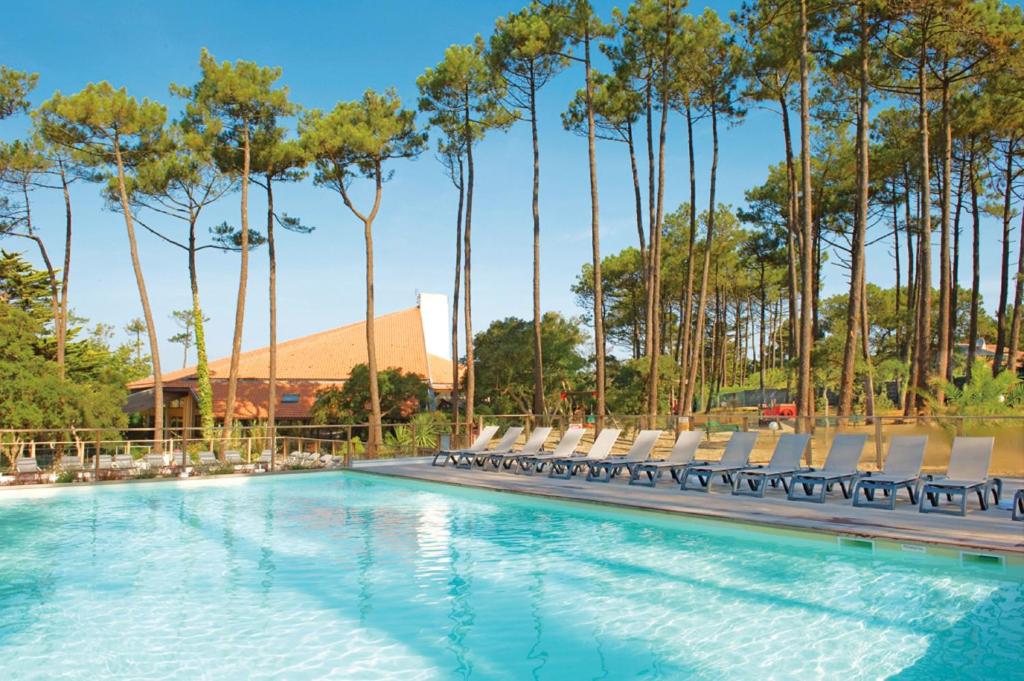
[431,425,500,467]
[256,450,274,470]
[59,457,84,479]
[629,430,706,486]
[920,436,1001,516]
[586,430,662,482]
[679,431,758,492]
[1013,489,1024,521]
[487,427,553,470]
[852,436,927,509]
[516,428,587,474]
[225,450,245,466]
[113,453,137,477]
[548,428,622,479]
[143,452,167,471]
[15,456,42,481]
[197,451,219,468]
[787,434,867,503]
[732,433,811,497]
[96,454,115,476]
[458,427,524,468]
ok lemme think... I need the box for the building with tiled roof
[126,293,455,425]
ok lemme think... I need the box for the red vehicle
[760,402,797,423]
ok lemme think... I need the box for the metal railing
[2,412,1022,483]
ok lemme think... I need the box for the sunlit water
[0,472,1020,680]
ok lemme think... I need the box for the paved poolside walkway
[353,457,1024,557]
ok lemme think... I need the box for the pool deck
[353,457,1024,557]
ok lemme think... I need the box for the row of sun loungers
[8,447,313,482]
[433,426,1013,517]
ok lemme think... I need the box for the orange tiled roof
[129,306,454,389]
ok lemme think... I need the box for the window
[281,393,300,404]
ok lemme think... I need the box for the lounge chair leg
[755,477,768,498]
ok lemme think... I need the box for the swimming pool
[0,472,1020,680]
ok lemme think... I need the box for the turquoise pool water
[0,472,1020,680]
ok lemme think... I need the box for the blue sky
[0,0,1014,368]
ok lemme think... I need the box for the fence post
[874,417,884,470]
[477,416,484,437]
[94,432,101,479]
[742,415,749,433]
[345,426,353,468]
[411,421,417,457]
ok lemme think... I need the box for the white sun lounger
[732,433,811,497]
[586,430,663,482]
[516,428,587,474]
[431,425,500,467]
[457,427,524,468]
[143,452,166,471]
[548,428,622,479]
[679,431,758,492]
[852,436,927,509]
[225,450,245,466]
[920,436,1000,516]
[628,430,707,486]
[487,427,553,470]
[787,434,867,503]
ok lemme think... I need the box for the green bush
[55,470,77,484]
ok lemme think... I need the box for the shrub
[55,470,77,484]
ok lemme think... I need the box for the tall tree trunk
[907,45,932,414]
[935,75,952,401]
[57,161,71,379]
[222,127,251,457]
[266,176,278,465]
[797,0,815,430]
[684,102,719,416]
[1007,208,1024,375]
[993,140,1015,374]
[902,165,916,366]
[781,96,800,362]
[114,135,163,452]
[949,151,965,380]
[839,16,870,417]
[188,216,214,441]
[529,66,545,417]
[644,78,655,363]
[893,178,901,322]
[647,92,669,420]
[759,263,767,405]
[584,26,606,430]
[677,102,697,414]
[451,156,464,434]
[859,268,876,418]
[966,145,981,379]
[463,92,477,433]
[363,172,384,453]
[627,125,647,277]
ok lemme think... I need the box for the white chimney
[417,293,450,360]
